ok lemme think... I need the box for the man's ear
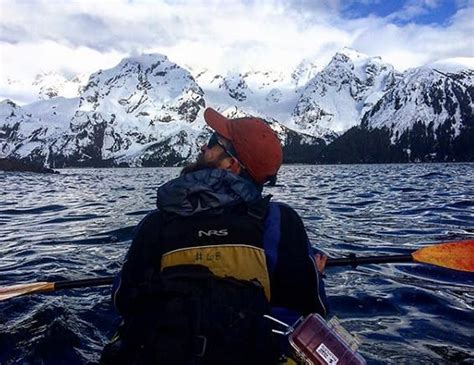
[227,157,242,175]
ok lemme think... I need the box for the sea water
[0,163,473,364]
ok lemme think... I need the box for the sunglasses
[207,133,247,170]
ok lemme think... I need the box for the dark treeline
[312,117,474,164]
[0,158,58,173]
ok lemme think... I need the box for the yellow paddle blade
[412,239,474,272]
[0,282,55,301]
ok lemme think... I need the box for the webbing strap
[247,194,272,220]
[263,202,281,276]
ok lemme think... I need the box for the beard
[180,152,223,176]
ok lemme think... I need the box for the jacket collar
[156,169,262,217]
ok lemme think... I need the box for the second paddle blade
[412,239,474,272]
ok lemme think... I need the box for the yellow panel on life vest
[161,244,271,300]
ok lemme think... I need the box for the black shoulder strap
[246,194,272,220]
[143,210,164,275]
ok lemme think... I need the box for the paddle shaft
[326,254,413,268]
[54,255,415,290]
[54,276,115,290]
[48,254,417,290]
[1,239,471,302]
[26,255,413,294]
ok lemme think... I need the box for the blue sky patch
[341,0,460,26]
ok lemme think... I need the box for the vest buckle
[193,334,207,357]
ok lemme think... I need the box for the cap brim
[203,107,233,140]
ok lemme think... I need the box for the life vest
[101,197,280,365]
[157,195,273,300]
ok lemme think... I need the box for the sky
[0,0,473,104]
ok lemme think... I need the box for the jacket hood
[156,169,262,217]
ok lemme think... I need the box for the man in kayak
[101,107,328,364]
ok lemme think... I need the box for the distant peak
[327,48,390,73]
[425,57,474,73]
[336,47,368,61]
[118,53,169,68]
[0,99,18,108]
[294,58,319,71]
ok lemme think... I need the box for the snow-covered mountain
[1,54,308,166]
[291,59,320,88]
[0,98,74,161]
[358,59,474,162]
[364,60,473,137]
[1,54,209,165]
[2,72,89,102]
[318,57,474,163]
[33,72,89,100]
[1,50,473,166]
[193,68,299,132]
[193,48,401,142]
[68,54,209,166]
[291,48,399,134]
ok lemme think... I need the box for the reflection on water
[0,164,473,364]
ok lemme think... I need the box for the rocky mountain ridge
[1,49,473,166]
[319,60,474,163]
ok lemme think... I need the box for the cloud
[351,5,474,69]
[0,0,473,104]
[386,0,441,22]
[0,40,125,87]
[0,0,176,51]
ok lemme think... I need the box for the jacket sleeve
[112,210,162,316]
[269,203,328,317]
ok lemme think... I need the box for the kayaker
[100,107,329,364]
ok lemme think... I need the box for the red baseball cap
[203,107,283,184]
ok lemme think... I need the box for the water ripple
[0,205,68,215]
[0,164,473,364]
